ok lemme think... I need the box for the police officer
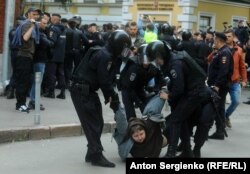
[64,17,89,87]
[159,23,179,51]
[70,30,131,167]
[208,32,233,140]
[116,49,139,120]
[176,31,199,60]
[146,40,208,158]
[43,13,66,99]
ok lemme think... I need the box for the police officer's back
[70,30,131,167]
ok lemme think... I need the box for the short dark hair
[224,29,235,36]
[130,21,137,27]
[106,23,113,30]
[43,12,51,18]
[146,23,154,31]
[52,13,61,18]
[215,32,227,42]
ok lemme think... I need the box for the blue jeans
[225,83,241,118]
[30,63,45,102]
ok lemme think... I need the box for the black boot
[43,89,55,98]
[6,87,15,99]
[176,142,183,152]
[85,150,92,163]
[193,146,201,158]
[90,153,115,168]
[208,131,224,140]
[56,89,65,99]
[177,144,194,158]
[164,145,177,158]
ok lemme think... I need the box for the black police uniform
[70,46,117,167]
[165,51,208,157]
[43,23,66,98]
[117,58,139,120]
[64,26,89,86]
[207,44,233,139]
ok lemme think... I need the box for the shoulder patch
[107,61,112,71]
[130,73,136,81]
[49,31,53,38]
[222,56,227,64]
[170,69,177,79]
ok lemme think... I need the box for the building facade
[0,0,250,93]
[23,0,250,32]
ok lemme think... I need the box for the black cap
[25,7,42,17]
[61,18,68,23]
[215,32,227,42]
[68,17,78,23]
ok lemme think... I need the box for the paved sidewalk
[0,88,249,143]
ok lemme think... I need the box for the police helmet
[161,23,173,35]
[137,44,149,65]
[182,31,192,41]
[146,40,171,63]
[108,30,131,56]
[72,15,82,26]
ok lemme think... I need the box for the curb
[0,122,116,144]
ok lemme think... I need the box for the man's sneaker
[225,118,232,128]
[16,105,29,113]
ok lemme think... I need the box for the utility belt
[187,86,206,96]
[71,81,94,96]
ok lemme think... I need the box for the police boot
[164,145,177,158]
[176,142,183,152]
[43,89,55,99]
[56,88,66,99]
[6,87,15,99]
[90,153,115,168]
[193,145,201,158]
[85,150,92,163]
[208,131,224,140]
[177,143,194,158]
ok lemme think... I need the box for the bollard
[34,72,41,125]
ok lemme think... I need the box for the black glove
[110,93,120,113]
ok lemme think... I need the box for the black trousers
[168,95,205,147]
[44,62,66,90]
[70,86,104,154]
[214,87,229,133]
[15,56,33,108]
[64,50,83,85]
[121,90,136,121]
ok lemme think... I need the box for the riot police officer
[70,30,131,167]
[64,17,89,87]
[146,40,208,158]
[159,23,179,51]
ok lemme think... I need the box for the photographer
[138,14,158,41]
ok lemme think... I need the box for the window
[85,0,98,3]
[198,12,215,32]
[199,16,211,32]
[232,16,247,28]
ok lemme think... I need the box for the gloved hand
[110,93,120,113]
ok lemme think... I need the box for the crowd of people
[4,6,250,167]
